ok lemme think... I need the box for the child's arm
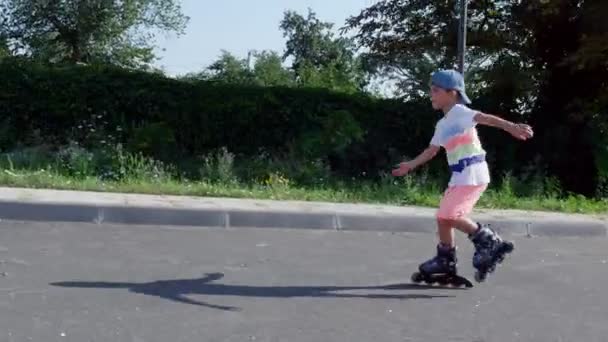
[474,112,534,140]
[392,145,440,177]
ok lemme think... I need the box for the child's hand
[392,161,414,177]
[509,123,534,140]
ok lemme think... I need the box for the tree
[280,9,366,93]
[251,50,293,87]
[182,50,294,87]
[200,50,255,84]
[346,0,608,195]
[0,7,9,58]
[0,37,8,59]
[185,10,367,92]
[523,0,608,196]
[345,0,536,99]
[0,0,188,68]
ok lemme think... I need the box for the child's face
[430,85,457,110]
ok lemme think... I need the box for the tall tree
[0,8,9,58]
[523,0,608,196]
[251,50,293,87]
[345,0,535,99]
[199,50,255,84]
[0,38,8,59]
[346,0,608,195]
[280,9,366,93]
[182,50,294,87]
[0,0,188,68]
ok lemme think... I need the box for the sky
[154,0,378,76]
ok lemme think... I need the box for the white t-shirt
[430,104,491,187]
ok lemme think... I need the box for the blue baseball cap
[431,69,471,105]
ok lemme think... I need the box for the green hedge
[6,58,590,195]
[0,58,444,179]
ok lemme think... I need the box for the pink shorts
[436,184,487,220]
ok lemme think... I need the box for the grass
[0,144,606,215]
[0,167,606,215]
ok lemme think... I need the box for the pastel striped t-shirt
[430,104,490,186]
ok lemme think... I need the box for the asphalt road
[1,221,607,342]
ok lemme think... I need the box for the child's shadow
[51,273,461,311]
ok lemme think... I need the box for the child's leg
[448,217,478,235]
[436,218,455,246]
[436,185,488,245]
[436,217,477,247]
[416,185,487,277]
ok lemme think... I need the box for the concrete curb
[0,187,606,237]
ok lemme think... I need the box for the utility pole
[457,0,468,75]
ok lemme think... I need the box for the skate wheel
[411,272,424,283]
[503,242,514,253]
[438,278,449,286]
[474,271,486,283]
[459,278,473,288]
[452,276,473,288]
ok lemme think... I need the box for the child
[392,69,534,283]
